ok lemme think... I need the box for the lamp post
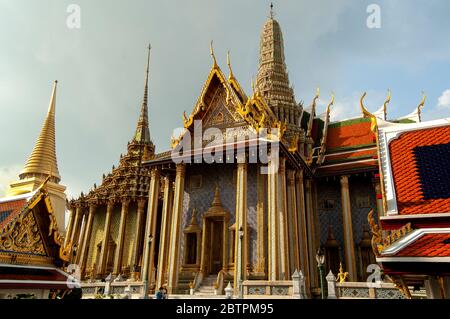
[316,247,325,299]
[238,226,244,299]
[142,235,153,299]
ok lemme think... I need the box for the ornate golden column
[287,169,300,273]
[75,210,87,264]
[167,164,186,294]
[79,203,96,277]
[295,171,310,291]
[234,161,247,294]
[156,176,174,288]
[255,167,267,277]
[267,155,280,281]
[278,158,290,279]
[70,205,83,246]
[132,199,146,274]
[113,199,130,275]
[340,175,357,281]
[305,179,318,287]
[64,206,76,247]
[142,168,160,291]
[97,200,114,277]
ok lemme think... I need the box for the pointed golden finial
[211,184,222,206]
[190,208,198,225]
[227,50,235,80]
[210,40,218,68]
[417,91,426,122]
[19,80,61,183]
[269,2,275,19]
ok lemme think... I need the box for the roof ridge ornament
[306,87,320,138]
[210,40,218,69]
[383,89,391,119]
[417,91,426,122]
[227,50,234,81]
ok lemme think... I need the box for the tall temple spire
[256,5,300,130]
[133,44,152,144]
[19,80,61,183]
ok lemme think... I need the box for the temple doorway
[203,218,225,274]
[199,187,230,276]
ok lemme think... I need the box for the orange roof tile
[326,118,376,152]
[395,233,450,257]
[389,125,450,215]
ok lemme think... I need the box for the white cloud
[437,89,450,109]
[0,165,21,197]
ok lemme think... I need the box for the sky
[0,0,450,199]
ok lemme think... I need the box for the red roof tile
[389,125,450,215]
[0,199,27,230]
[395,233,450,257]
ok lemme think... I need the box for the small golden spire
[211,185,222,207]
[269,2,275,19]
[20,80,61,183]
[190,208,198,225]
[210,40,218,68]
[133,44,152,143]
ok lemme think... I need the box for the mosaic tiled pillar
[113,200,129,275]
[340,175,357,281]
[287,169,300,274]
[70,205,83,247]
[75,211,87,264]
[255,167,267,277]
[132,199,146,274]
[64,207,76,247]
[267,157,280,281]
[167,164,186,294]
[142,169,160,290]
[234,161,247,294]
[295,170,310,294]
[156,176,174,288]
[97,200,114,277]
[305,179,318,287]
[79,203,96,278]
[278,158,290,279]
